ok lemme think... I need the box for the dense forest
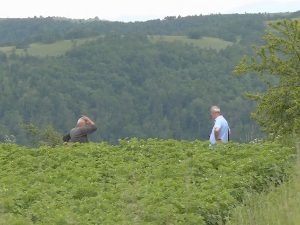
[1,11,299,47]
[0,11,298,146]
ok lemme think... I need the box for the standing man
[62,115,97,144]
[209,106,231,144]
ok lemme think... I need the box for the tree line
[0,11,297,47]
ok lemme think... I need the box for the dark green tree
[233,19,300,139]
[187,30,202,39]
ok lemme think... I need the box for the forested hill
[0,34,263,145]
[0,12,296,146]
[0,11,299,46]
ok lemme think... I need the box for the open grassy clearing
[149,35,234,51]
[0,35,234,57]
[0,37,100,57]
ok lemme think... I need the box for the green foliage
[21,123,62,147]
[0,139,296,224]
[227,159,300,225]
[233,19,300,139]
[188,30,202,39]
[186,18,267,44]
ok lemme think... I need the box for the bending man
[209,106,231,144]
[62,115,97,144]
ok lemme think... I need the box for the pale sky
[1,0,299,21]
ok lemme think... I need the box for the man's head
[77,117,87,127]
[210,106,221,119]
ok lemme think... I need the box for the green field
[0,35,234,57]
[149,35,234,50]
[0,37,100,57]
[0,139,296,224]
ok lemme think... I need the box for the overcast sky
[1,0,299,22]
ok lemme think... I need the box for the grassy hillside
[0,37,99,57]
[0,35,234,57]
[227,159,300,225]
[149,35,234,50]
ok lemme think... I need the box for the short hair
[77,118,86,125]
[211,106,221,113]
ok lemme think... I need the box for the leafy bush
[0,139,296,224]
[21,123,62,148]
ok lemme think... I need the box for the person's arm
[214,128,222,142]
[62,132,71,142]
[82,115,95,126]
[79,115,97,135]
[214,120,222,142]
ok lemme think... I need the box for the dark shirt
[62,125,97,143]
